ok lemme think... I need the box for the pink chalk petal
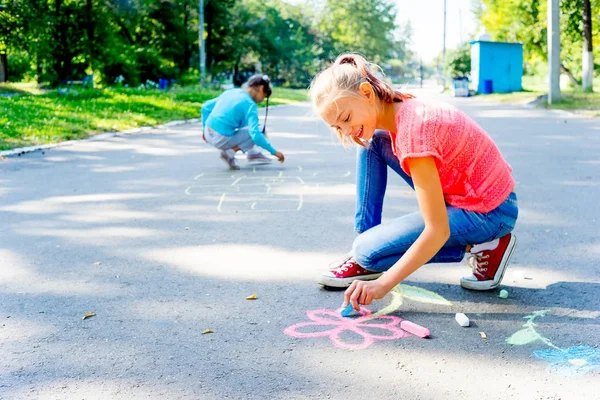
[330,327,375,350]
[305,309,346,323]
[354,323,409,340]
[283,321,342,338]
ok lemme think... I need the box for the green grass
[482,89,546,104]
[545,91,600,117]
[476,75,600,117]
[0,85,309,151]
[0,82,48,95]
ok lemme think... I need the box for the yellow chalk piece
[479,332,487,339]
[245,294,258,300]
[202,329,214,334]
[82,312,96,320]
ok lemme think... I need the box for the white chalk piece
[498,289,509,299]
[455,313,470,327]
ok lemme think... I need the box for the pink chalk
[400,320,430,338]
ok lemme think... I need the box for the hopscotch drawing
[185,166,353,213]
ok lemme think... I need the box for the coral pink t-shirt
[390,98,515,213]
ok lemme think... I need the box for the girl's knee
[351,235,375,268]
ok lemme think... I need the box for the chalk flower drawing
[533,346,600,377]
[507,310,600,377]
[283,308,409,350]
[284,284,452,349]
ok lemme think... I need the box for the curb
[0,118,202,158]
[0,103,303,158]
[474,93,597,119]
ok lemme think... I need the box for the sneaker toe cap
[321,271,338,278]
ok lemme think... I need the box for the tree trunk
[561,63,579,87]
[86,0,95,74]
[0,53,7,82]
[53,0,67,85]
[183,2,191,70]
[582,0,593,92]
[205,1,213,74]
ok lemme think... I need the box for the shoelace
[467,253,490,278]
[333,259,356,273]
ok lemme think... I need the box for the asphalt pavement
[1,86,599,399]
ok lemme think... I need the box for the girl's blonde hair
[309,53,414,146]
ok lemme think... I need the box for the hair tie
[337,56,357,67]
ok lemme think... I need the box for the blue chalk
[340,303,355,317]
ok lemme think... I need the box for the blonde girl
[310,54,518,311]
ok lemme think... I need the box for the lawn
[0,84,309,151]
[478,76,600,117]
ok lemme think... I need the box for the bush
[445,43,471,79]
[6,50,35,82]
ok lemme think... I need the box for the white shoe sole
[460,234,518,290]
[246,156,273,164]
[318,272,383,288]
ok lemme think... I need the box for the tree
[318,0,399,62]
[0,0,414,87]
[473,0,599,89]
[582,0,593,91]
[445,43,471,78]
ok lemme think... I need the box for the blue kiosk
[470,40,523,94]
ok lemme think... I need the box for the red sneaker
[461,233,518,290]
[318,256,383,288]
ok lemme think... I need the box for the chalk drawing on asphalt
[506,310,600,377]
[283,284,451,350]
[185,169,352,213]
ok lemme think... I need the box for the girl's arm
[245,104,277,155]
[201,97,218,125]
[344,156,450,309]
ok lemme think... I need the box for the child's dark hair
[246,74,272,98]
[310,53,414,145]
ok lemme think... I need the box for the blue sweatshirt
[201,89,277,155]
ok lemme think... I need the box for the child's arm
[343,156,450,309]
[201,97,218,125]
[245,104,277,155]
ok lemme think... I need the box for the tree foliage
[473,0,599,81]
[0,0,413,87]
[445,43,471,78]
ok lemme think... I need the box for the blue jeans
[352,130,518,272]
[204,127,255,152]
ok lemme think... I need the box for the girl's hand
[343,279,390,311]
[274,151,285,163]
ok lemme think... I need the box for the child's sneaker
[460,233,517,290]
[220,149,240,170]
[318,256,383,288]
[246,151,272,163]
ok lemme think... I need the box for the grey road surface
[1,91,599,400]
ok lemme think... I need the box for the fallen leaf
[245,294,258,300]
[82,312,96,320]
[92,261,101,266]
[202,329,213,334]
[479,331,487,339]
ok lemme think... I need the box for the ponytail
[334,54,414,103]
